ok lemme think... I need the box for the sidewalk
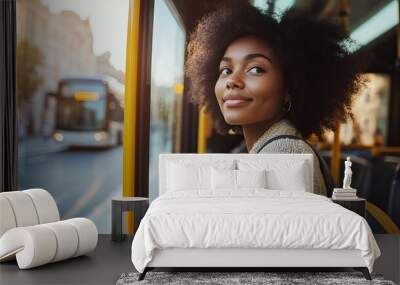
[18,136,68,158]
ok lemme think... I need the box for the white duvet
[131,189,381,273]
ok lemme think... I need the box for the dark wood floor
[0,235,134,285]
[0,234,399,285]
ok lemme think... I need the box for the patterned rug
[116,271,396,285]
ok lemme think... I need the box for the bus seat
[388,164,400,228]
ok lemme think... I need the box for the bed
[131,153,381,281]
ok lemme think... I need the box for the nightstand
[111,197,149,242]
[331,197,366,218]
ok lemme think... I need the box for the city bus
[51,75,124,148]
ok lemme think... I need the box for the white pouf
[0,189,98,269]
[24,188,60,223]
[1,191,40,227]
[0,196,17,237]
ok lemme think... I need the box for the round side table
[111,197,149,242]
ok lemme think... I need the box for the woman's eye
[249,66,265,74]
[219,67,231,76]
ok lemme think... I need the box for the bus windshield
[57,80,107,131]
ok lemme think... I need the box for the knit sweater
[248,119,327,196]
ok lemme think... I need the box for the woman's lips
[224,99,252,107]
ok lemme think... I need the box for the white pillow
[266,163,307,191]
[166,159,235,191]
[236,169,267,188]
[237,159,308,192]
[211,168,236,190]
[211,168,267,190]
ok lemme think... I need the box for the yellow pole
[331,0,350,185]
[123,0,141,233]
[339,0,350,34]
[174,83,184,153]
[331,122,341,185]
[197,106,211,153]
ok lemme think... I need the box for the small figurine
[343,156,353,190]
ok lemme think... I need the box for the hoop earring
[282,99,292,113]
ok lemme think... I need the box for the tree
[16,39,44,135]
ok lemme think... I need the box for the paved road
[17,123,171,233]
[18,146,123,233]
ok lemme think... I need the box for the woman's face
[214,36,286,128]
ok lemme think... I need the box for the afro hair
[185,0,366,138]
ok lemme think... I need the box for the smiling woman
[186,0,365,139]
[214,36,286,137]
[185,0,366,197]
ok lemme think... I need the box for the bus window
[148,0,186,202]
[324,73,391,148]
[16,0,129,233]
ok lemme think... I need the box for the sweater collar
[248,119,302,153]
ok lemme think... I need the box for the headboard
[159,153,314,196]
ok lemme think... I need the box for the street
[18,145,123,234]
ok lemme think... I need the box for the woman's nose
[226,74,244,89]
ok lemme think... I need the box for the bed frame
[138,154,372,281]
[139,248,371,280]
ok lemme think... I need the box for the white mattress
[131,189,381,273]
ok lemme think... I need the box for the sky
[40,0,186,87]
[41,0,129,72]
